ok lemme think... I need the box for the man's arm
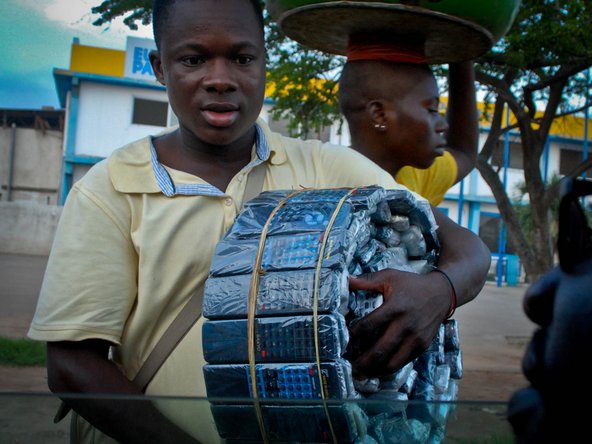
[348,208,490,377]
[47,340,198,444]
[445,61,479,183]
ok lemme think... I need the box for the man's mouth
[202,104,239,128]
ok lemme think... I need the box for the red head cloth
[346,33,426,64]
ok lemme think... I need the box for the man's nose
[436,114,449,133]
[203,59,237,92]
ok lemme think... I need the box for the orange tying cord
[346,33,426,64]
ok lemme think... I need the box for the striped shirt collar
[150,124,270,197]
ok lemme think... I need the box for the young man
[338,35,478,206]
[28,1,490,442]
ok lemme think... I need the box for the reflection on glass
[1,393,512,443]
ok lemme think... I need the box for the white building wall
[546,143,562,178]
[75,82,168,158]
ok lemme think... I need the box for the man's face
[150,0,266,147]
[388,70,448,169]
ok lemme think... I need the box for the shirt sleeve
[28,180,138,344]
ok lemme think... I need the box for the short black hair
[153,0,265,49]
[339,60,434,115]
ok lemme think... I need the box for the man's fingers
[348,305,389,338]
[351,320,417,378]
[352,335,414,378]
[348,273,384,293]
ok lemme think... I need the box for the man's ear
[367,100,387,129]
[149,50,165,85]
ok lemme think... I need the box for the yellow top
[396,150,458,206]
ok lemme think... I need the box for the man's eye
[235,55,254,65]
[182,55,205,65]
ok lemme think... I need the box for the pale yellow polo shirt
[396,150,458,206]
[28,119,401,443]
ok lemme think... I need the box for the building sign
[124,36,157,81]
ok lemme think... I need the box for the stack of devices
[202,186,462,443]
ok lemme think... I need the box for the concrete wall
[0,201,61,255]
[0,117,64,255]
[0,127,63,205]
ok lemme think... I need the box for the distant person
[27,1,490,442]
[339,34,478,206]
[508,176,592,443]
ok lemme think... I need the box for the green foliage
[478,0,592,114]
[264,14,345,138]
[503,0,591,67]
[91,0,152,30]
[0,337,46,367]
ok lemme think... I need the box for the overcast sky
[0,0,153,110]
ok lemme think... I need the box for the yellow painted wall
[549,114,590,140]
[445,98,591,141]
[70,43,125,77]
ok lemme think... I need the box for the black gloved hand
[508,257,592,443]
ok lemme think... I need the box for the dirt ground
[0,253,536,442]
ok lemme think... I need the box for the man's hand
[347,268,450,378]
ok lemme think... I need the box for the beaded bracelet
[431,266,457,320]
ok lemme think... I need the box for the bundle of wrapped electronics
[202,186,462,443]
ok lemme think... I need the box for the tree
[475,0,592,280]
[90,0,592,281]
[264,19,344,138]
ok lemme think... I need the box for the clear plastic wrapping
[225,199,354,239]
[209,230,351,276]
[385,188,418,214]
[203,359,355,400]
[348,291,384,319]
[379,362,415,392]
[203,268,349,318]
[375,225,402,247]
[401,225,427,258]
[365,246,414,273]
[445,349,463,380]
[202,314,348,363]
